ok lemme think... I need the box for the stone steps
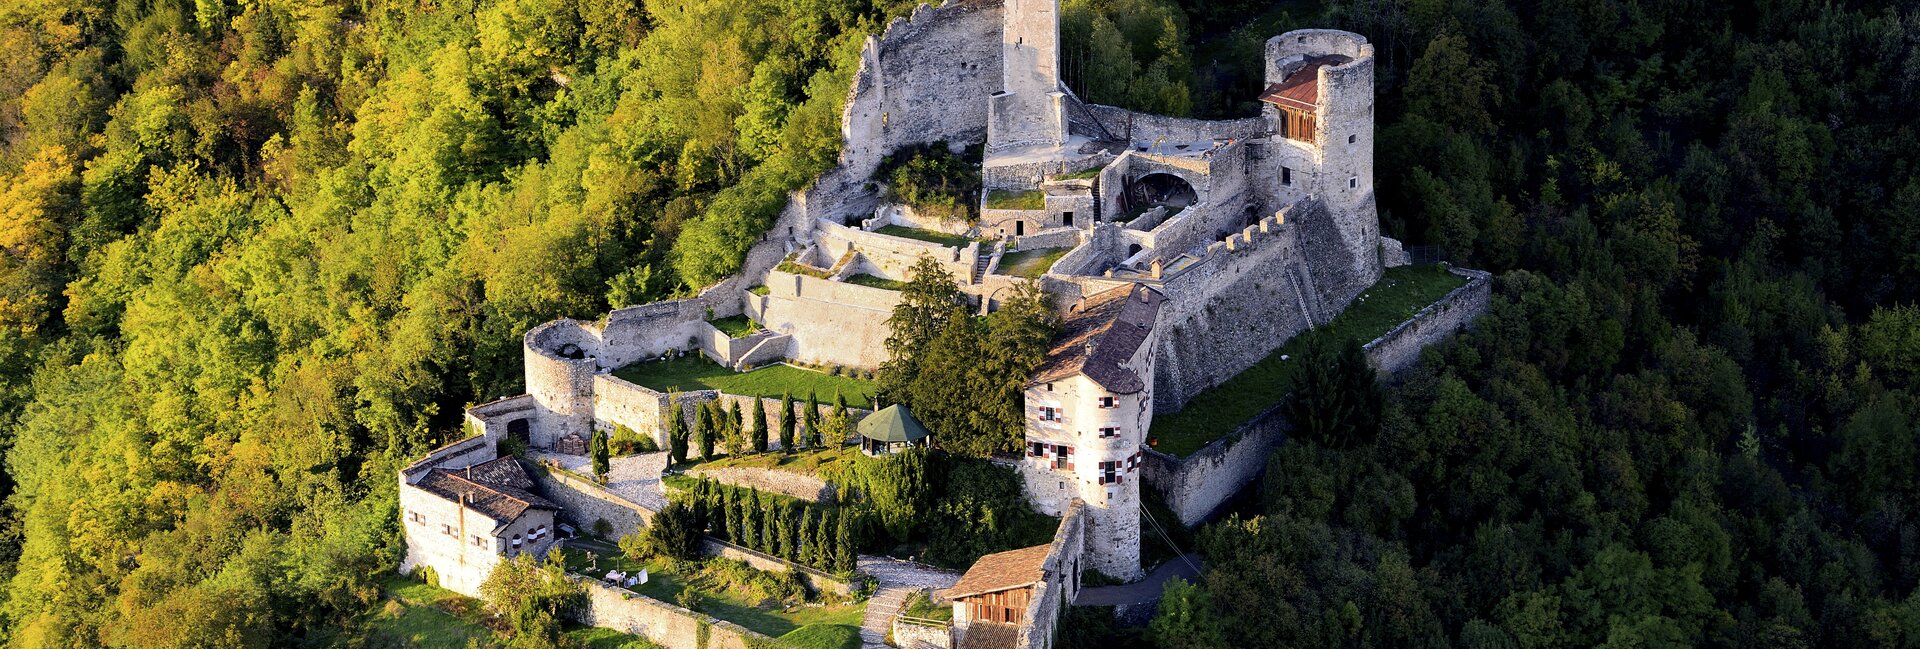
[859,586,915,647]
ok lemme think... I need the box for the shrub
[594,518,613,538]
[650,501,704,561]
[676,588,704,612]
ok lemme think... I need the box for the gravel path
[855,556,960,648]
[529,450,669,512]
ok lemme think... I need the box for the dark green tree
[666,402,690,465]
[804,390,822,448]
[778,390,796,453]
[833,507,856,573]
[1281,331,1381,449]
[590,428,611,478]
[649,501,704,561]
[749,397,768,453]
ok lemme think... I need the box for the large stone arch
[1126,172,1201,213]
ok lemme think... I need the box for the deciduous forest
[0,0,1917,645]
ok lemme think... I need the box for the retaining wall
[700,538,853,596]
[531,463,656,536]
[573,578,768,649]
[1142,266,1492,526]
[688,467,837,503]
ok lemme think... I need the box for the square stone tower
[988,0,1068,152]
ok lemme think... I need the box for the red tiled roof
[1259,55,1351,111]
[949,544,1052,599]
[1032,285,1164,394]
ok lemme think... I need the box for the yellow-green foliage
[0,0,927,643]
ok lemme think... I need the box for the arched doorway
[1127,173,1199,211]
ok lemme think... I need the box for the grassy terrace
[874,224,976,248]
[689,445,865,479]
[559,540,864,645]
[348,574,659,648]
[1148,265,1470,457]
[984,189,1045,210]
[844,273,908,291]
[708,315,761,338]
[995,247,1070,278]
[615,356,877,408]
[1054,167,1103,181]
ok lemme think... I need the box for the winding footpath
[856,556,962,649]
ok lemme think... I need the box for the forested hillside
[0,0,923,643]
[1130,0,1920,647]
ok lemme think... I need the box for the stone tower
[988,0,1068,152]
[1262,29,1381,284]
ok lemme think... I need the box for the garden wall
[688,467,837,503]
[1362,267,1491,375]
[700,538,853,597]
[531,463,656,535]
[573,578,769,649]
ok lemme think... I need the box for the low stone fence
[894,615,954,649]
[701,537,853,596]
[687,466,837,503]
[1142,267,1493,526]
[572,577,770,649]
[532,463,656,534]
[1363,267,1492,375]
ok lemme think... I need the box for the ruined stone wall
[1363,267,1490,375]
[574,578,766,649]
[894,619,954,649]
[700,538,853,596]
[759,271,901,368]
[841,1,1004,182]
[465,395,536,446]
[1085,105,1266,145]
[1143,266,1491,525]
[525,320,602,448]
[1149,212,1319,412]
[592,375,671,447]
[815,218,973,282]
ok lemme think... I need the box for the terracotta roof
[1259,55,1351,111]
[414,457,558,531]
[949,544,1052,599]
[1032,284,1164,394]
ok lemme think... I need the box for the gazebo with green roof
[857,404,931,456]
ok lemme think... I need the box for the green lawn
[565,627,664,649]
[708,315,761,338]
[558,541,866,639]
[902,591,952,621]
[779,259,832,279]
[874,224,975,248]
[995,247,1070,278]
[778,623,864,649]
[688,445,865,479]
[614,357,877,408]
[748,285,771,296]
[844,273,908,291]
[1055,167,1103,181]
[1148,265,1469,456]
[984,189,1045,210]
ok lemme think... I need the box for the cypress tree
[590,428,610,478]
[778,390,796,453]
[696,401,718,459]
[750,398,769,453]
[804,390,822,447]
[816,509,836,571]
[797,507,815,566]
[722,489,738,542]
[760,495,776,553]
[834,508,856,573]
[666,402,689,465]
[741,491,762,550]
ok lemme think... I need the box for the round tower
[523,319,601,450]
[1262,29,1381,283]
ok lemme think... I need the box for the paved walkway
[1073,554,1203,607]
[529,450,669,512]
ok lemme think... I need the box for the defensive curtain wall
[1017,500,1087,649]
[1142,267,1493,525]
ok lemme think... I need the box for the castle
[420,0,1407,601]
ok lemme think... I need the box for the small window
[441,524,454,536]
[1029,442,1046,457]
[1046,383,1054,392]
[1063,211,1074,226]
[1039,406,1060,422]
[472,535,486,547]
[1348,134,1357,144]
[1349,177,1358,189]
[1099,427,1119,438]
[408,511,424,524]
[1097,396,1117,409]
[1281,167,1292,186]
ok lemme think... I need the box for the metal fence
[1405,245,1449,266]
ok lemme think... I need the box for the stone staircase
[860,586,914,648]
[970,250,992,284]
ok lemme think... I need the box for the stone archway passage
[508,418,531,444]
[1128,173,1199,211]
